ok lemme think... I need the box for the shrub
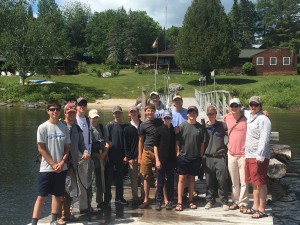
[78,62,88,73]
[241,62,255,75]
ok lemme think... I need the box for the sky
[48,0,257,29]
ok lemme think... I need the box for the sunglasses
[78,103,87,107]
[48,108,61,112]
[249,103,260,107]
[65,105,76,110]
[207,113,215,116]
[230,103,240,108]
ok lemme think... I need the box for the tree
[229,0,258,48]
[165,26,181,49]
[176,0,240,78]
[257,0,300,52]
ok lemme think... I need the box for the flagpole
[155,42,158,91]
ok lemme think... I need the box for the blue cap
[162,110,172,119]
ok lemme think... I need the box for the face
[91,116,99,125]
[206,109,217,121]
[173,98,183,108]
[162,117,172,126]
[230,103,241,115]
[145,108,155,120]
[249,102,261,114]
[65,111,76,121]
[113,111,123,120]
[47,106,61,119]
[150,95,159,104]
[76,102,87,114]
[129,110,138,119]
[187,110,198,120]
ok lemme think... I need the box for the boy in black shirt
[154,111,176,210]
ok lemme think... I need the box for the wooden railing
[195,89,231,117]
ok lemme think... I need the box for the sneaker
[165,201,173,210]
[115,198,128,205]
[139,202,150,209]
[50,220,66,225]
[204,202,214,209]
[155,202,162,211]
[132,200,140,207]
[223,204,229,211]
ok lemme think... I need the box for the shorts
[245,158,269,185]
[140,149,155,176]
[176,155,201,176]
[38,170,67,197]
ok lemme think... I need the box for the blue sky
[34,0,257,28]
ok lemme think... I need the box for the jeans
[156,161,175,203]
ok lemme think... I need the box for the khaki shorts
[140,149,155,176]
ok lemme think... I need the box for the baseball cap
[249,96,262,104]
[173,95,182,101]
[64,103,76,113]
[162,110,173,119]
[129,105,138,112]
[187,106,198,114]
[229,98,241,106]
[112,105,123,113]
[89,109,100,118]
[76,97,87,106]
[149,91,159,98]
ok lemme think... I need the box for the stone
[102,72,113,78]
[169,83,183,92]
[268,158,287,179]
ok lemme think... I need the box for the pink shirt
[224,114,247,156]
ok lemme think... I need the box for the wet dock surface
[34,178,273,225]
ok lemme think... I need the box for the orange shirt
[224,114,247,156]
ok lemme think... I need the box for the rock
[6,104,13,107]
[102,94,111,99]
[0,88,5,91]
[270,144,291,160]
[102,72,113,78]
[268,158,287,179]
[169,83,183,92]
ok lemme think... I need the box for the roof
[138,48,176,57]
[239,49,266,58]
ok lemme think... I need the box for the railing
[195,89,231,117]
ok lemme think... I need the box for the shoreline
[88,98,137,111]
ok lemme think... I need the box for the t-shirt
[37,121,71,172]
[155,124,176,163]
[205,121,227,155]
[154,101,165,118]
[177,121,205,159]
[171,108,188,127]
[139,118,163,150]
[224,114,246,157]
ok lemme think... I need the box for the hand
[128,159,134,165]
[52,162,63,173]
[123,156,128,165]
[81,152,90,160]
[138,156,141,165]
[156,160,161,170]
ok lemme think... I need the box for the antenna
[165,4,167,50]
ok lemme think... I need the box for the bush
[78,62,88,73]
[241,62,255,75]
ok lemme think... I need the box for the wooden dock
[32,178,273,225]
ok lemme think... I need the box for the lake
[0,107,299,224]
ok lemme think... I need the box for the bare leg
[252,185,259,210]
[188,175,195,203]
[143,175,151,203]
[32,196,46,219]
[52,195,61,214]
[163,183,168,205]
[258,184,267,212]
[177,175,186,204]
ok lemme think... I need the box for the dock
[33,177,273,225]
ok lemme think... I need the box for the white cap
[229,98,241,106]
[89,109,100,118]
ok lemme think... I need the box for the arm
[256,117,272,162]
[138,135,144,165]
[200,143,204,158]
[176,140,180,157]
[154,145,161,170]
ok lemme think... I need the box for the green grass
[0,69,300,110]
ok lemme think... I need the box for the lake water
[0,107,299,224]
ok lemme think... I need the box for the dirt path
[88,98,137,111]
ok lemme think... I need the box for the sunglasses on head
[230,103,239,108]
[65,105,76,110]
[249,102,260,107]
[48,107,61,112]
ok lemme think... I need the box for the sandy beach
[88,98,137,110]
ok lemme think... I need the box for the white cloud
[56,0,256,28]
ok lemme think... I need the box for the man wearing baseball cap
[244,96,271,218]
[149,91,165,118]
[171,95,188,132]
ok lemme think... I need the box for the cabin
[138,48,178,72]
[251,48,298,75]
[55,58,81,75]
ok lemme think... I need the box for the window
[256,57,264,65]
[270,57,277,65]
[283,57,290,65]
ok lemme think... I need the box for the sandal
[242,208,257,214]
[188,201,197,209]
[175,203,183,211]
[252,210,268,219]
[239,205,247,213]
[229,203,239,210]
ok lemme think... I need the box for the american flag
[152,38,158,48]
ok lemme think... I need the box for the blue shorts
[38,170,67,197]
[176,155,201,176]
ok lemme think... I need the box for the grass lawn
[0,69,299,109]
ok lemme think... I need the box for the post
[141,88,147,121]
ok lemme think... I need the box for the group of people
[31,92,271,225]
